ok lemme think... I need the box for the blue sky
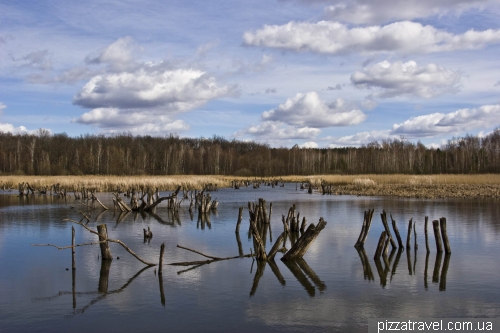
[1,0,500,148]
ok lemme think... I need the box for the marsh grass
[1,174,500,193]
[0,175,234,192]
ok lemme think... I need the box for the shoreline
[1,174,499,199]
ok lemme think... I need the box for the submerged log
[281,218,327,261]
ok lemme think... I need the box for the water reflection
[33,260,152,316]
[355,247,374,281]
[358,245,451,291]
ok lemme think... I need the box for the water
[1,184,499,332]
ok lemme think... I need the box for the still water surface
[0,184,499,332]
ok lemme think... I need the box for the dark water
[1,184,499,332]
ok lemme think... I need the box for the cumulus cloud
[323,0,497,24]
[235,121,320,140]
[74,68,235,110]
[262,92,366,127]
[351,60,462,98]
[74,107,190,135]
[0,123,29,134]
[243,21,500,55]
[72,37,238,135]
[326,104,500,146]
[327,130,393,147]
[392,104,500,136]
[85,36,140,72]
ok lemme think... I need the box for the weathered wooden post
[390,214,404,249]
[424,216,430,253]
[406,218,413,250]
[72,226,76,270]
[381,210,397,249]
[432,220,443,252]
[355,209,374,248]
[235,207,243,233]
[413,221,418,250]
[439,217,451,254]
[97,224,113,260]
[374,231,387,260]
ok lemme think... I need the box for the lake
[1,184,499,332]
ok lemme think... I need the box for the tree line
[0,128,499,176]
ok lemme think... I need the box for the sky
[1,0,500,148]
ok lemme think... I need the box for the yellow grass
[0,175,235,192]
[2,174,500,192]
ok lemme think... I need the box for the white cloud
[301,141,319,148]
[243,20,500,55]
[323,0,498,24]
[74,107,190,135]
[262,92,366,127]
[0,102,6,115]
[0,123,28,133]
[392,105,500,136]
[235,121,320,140]
[351,60,462,98]
[327,130,393,147]
[72,37,238,135]
[74,68,234,111]
[85,36,140,72]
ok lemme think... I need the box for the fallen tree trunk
[281,218,327,261]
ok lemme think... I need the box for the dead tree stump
[439,217,451,254]
[406,218,413,250]
[97,224,113,260]
[432,220,444,252]
[281,218,327,261]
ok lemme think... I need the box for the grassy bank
[1,174,499,198]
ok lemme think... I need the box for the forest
[0,128,499,176]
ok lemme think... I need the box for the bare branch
[31,241,105,250]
